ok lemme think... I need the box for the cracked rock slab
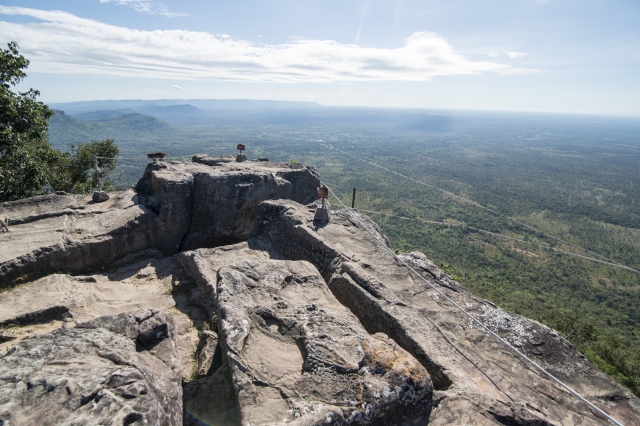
[0,309,182,426]
[216,258,432,425]
[250,199,640,425]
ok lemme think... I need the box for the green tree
[51,140,119,194]
[0,42,119,201]
[0,42,56,201]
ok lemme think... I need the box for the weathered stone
[177,156,320,250]
[197,330,221,377]
[0,310,182,425]
[250,199,640,425]
[0,190,157,283]
[92,190,110,202]
[313,206,331,222]
[215,258,432,425]
[172,241,276,318]
[4,161,640,426]
[0,259,175,328]
[183,363,241,426]
[0,158,319,283]
[0,258,205,380]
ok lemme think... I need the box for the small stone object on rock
[257,157,268,161]
[314,206,331,222]
[197,330,220,377]
[92,191,109,203]
[236,154,247,162]
[290,162,303,169]
[0,334,16,343]
[147,152,167,162]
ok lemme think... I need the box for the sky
[1,0,639,115]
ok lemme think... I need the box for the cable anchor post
[236,144,247,163]
[92,154,109,203]
[314,184,330,222]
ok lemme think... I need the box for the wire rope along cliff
[326,184,626,426]
[326,144,635,271]
[349,208,640,273]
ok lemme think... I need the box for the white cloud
[506,51,527,59]
[0,7,525,83]
[172,85,182,89]
[99,0,186,18]
[303,94,316,100]
[487,51,500,58]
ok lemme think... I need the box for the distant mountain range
[48,110,176,149]
[70,104,203,121]
[49,99,322,115]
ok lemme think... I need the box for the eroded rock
[249,199,640,425]
[0,157,319,284]
[216,258,432,425]
[0,190,156,284]
[183,364,241,426]
[197,330,221,377]
[0,309,182,426]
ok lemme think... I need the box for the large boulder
[0,157,319,284]
[249,200,640,425]
[177,155,319,250]
[174,245,433,425]
[216,259,433,425]
[0,309,182,425]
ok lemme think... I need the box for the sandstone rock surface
[249,199,640,425]
[0,309,182,426]
[0,190,152,283]
[2,159,640,426]
[0,256,205,380]
[0,157,319,283]
[216,258,432,425]
[196,330,221,377]
[183,364,241,426]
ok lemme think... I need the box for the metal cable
[327,144,632,268]
[355,208,639,273]
[326,184,625,426]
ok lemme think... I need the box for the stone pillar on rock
[92,154,109,203]
[236,143,247,162]
[314,184,331,222]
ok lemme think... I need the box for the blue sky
[1,0,639,114]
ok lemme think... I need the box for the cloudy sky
[1,0,639,114]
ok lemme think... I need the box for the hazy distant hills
[48,110,176,149]
[49,99,321,115]
[71,109,137,121]
[71,104,202,121]
[48,99,322,126]
[47,99,454,130]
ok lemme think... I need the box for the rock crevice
[1,159,639,426]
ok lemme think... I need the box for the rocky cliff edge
[0,156,638,425]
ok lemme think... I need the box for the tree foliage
[51,140,119,194]
[0,42,57,201]
[0,42,119,201]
